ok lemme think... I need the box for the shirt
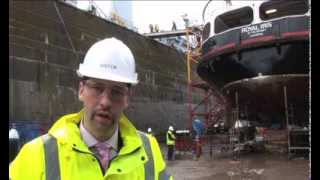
[80,120,118,160]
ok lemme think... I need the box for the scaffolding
[185,27,209,131]
[283,86,310,159]
[185,27,228,132]
[144,27,229,155]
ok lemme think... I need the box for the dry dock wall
[9,1,202,135]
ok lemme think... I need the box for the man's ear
[124,98,129,109]
[124,89,132,109]
[78,81,84,101]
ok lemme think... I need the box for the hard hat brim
[77,69,138,85]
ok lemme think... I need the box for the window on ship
[260,0,309,20]
[214,6,253,34]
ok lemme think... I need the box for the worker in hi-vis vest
[147,127,153,136]
[9,123,20,163]
[166,126,176,161]
[10,37,173,180]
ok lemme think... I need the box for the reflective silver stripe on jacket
[159,169,171,180]
[42,134,61,180]
[138,131,155,180]
[138,131,172,180]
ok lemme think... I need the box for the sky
[76,1,209,34]
[131,1,208,33]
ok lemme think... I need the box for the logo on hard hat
[100,64,117,70]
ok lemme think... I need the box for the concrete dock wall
[9,1,203,135]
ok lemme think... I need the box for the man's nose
[98,90,113,107]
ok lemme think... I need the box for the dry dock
[160,144,309,180]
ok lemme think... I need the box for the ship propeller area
[221,74,309,128]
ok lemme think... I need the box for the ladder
[287,104,309,159]
[230,109,241,160]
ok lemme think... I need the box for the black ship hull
[197,16,309,88]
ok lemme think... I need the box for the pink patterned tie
[94,142,112,171]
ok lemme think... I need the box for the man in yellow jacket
[10,37,172,180]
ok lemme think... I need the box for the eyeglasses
[83,80,129,101]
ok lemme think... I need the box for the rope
[53,1,78,60]
[90,1,109,20]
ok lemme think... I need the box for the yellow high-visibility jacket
[10,110,172,180]
[166,131,176,145]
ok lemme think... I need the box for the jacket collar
[117,114,142,155]
[48,109,143,155]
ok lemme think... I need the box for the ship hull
[197,16,310,88]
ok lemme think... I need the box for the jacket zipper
[72,147,106,174]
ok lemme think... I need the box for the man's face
[78,78,130,131]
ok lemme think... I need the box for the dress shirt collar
[80,120,118,152]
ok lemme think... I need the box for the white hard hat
[77,37,138,85]
[9,128,19,139]
[147,128,152,133]
[169,126,174,131]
